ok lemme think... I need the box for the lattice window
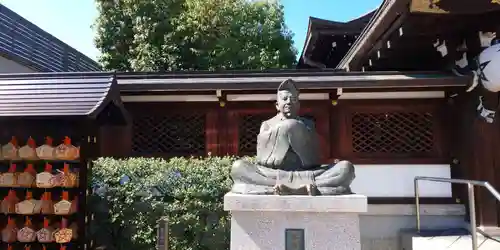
[238,114,271,156]
[351,111,434,155]
[132,114,206,156]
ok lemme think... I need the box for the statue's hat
[277,79,299,95]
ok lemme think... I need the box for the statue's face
[276,90,300,118]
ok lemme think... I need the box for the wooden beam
[365,12,498,69]
[453,32,500,228]
[368,27,465,64]
[313,30,362,36]
[360,12,408,68]
[410,0,500,15]
[366,32,468,70]
[403,12,500,38]
[118,72,471,91]
[364,48,446,71]
[337,0,409,70]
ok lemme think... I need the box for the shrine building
[1,0,500,249]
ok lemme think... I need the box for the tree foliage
[94,0,297,71]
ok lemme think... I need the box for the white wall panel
[351,164,452,197]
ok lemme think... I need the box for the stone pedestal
[224,193,368,250]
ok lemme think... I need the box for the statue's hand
[276,118,303,131]
[320,159,339,168]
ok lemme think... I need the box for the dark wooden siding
[449,88,500,227]
[98,97,453,205]
[336,99,448,164]
[104,99,449,165]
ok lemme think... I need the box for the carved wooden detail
[122,100,446,164]
[131,113,206,156]
[338,100,446,163]
[351,111,434,154]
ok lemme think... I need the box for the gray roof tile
[0,72,126,120]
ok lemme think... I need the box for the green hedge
[89,156,249,250]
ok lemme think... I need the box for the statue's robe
[231,114,355,195]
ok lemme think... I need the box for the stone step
[401,229,500,250]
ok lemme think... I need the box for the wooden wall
[96,97,461,204]
[100,98,450,164]
[444,29,500,228]
[450,87,500,227]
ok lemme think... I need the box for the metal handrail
[414,176,500,250]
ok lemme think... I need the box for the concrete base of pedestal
[224,192,368,250]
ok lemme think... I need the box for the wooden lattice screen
[125,101,443,162]
[340,101,444,161]
[238,114,271,155]
[132,113,206,156]
[351,112,434,154]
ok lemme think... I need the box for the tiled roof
[0,72,124,119]
[0,4,101,72]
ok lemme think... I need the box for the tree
[93,0,297,71]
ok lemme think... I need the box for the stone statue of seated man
[230,79,356,196]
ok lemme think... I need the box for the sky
[0,0,382,62]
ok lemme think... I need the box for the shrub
[89,156,247,250]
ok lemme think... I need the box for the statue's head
[276,79,300,118]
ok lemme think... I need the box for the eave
[0,71,129,124]
[117,70,470,92]
[336,0,406,71]
[336,0,500,72]
[298,13,374,69]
